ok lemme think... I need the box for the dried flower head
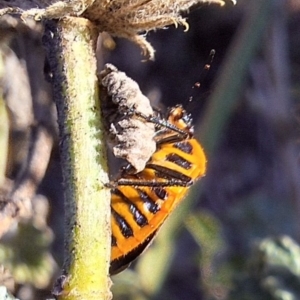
[0,0,235,59]
[85,0,229,59]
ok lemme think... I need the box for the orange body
[109,106,207,274]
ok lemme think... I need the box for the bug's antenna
[188,49,216,102]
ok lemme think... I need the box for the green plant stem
[0,91,9,186]
[43,17,111,300]
[0,51,9,185]
[136,0,274,296]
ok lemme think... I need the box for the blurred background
[1,0,300,299]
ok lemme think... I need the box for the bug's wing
[110,229,158,275]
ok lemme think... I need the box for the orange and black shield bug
[109,105,206,274]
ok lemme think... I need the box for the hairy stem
[0,52,9,185]
[43,17,111,300]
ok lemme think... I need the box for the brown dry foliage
[0,0,231,59]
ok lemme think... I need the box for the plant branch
[43,17,111,300]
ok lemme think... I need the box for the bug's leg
[106,178,192,189]
[125,105,189,137]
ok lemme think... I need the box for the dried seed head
[85,0,228,59]
[99,63,156,173]
[0,0,235,59]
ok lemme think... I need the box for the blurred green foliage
[185,210,231,299]
[0,223,55,289]
[229,236,300,300]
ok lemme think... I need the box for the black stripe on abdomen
[112,189,148,227]
[111,207,134,238]
[136,188,160,214]
[173,141,193,154]
[165,153,192,170]
[112,235,117,246]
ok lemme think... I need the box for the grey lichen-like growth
[0,0,235,59]
[99,64,156,173]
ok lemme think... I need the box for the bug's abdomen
[110,137,206,274]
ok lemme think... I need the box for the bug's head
[167,105,194,136]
